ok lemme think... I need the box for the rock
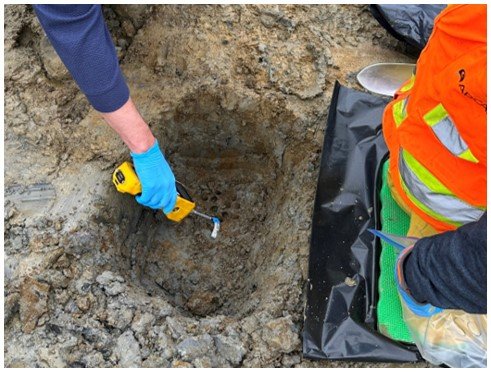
[74,274,94,295]
[214,334,247,366]
[115,330,142,368]
[37,312,49,326]
[155,329,175,359]
[193,356,213,368]
[75,296,91,312]
[258,43,268,53]
[96,270,123,285]
[83,352,106,368]
[81,327,102,344]
[142,354,169,368]
[96,271,125,296]
[166,316,198,340]
[117,38,128,49]
[5,48,41,83]
[176,334,214,362]
[131,312,155,334]
[17,248,64,279]
[38,347,65,368]
[105,279,123,295]
[344,276,356,287]
[4,292,20,324]
[261,316,300,353]
[38,269,70,289]
[171,360,193,368]
[39,36,70,81]
[150,296,174,318]
[121,19,136,37]
[19,277,50,333]
[105,305,134,330]
[111,5,149,29]
[198,315,227,334]
[46,322,62,335]
[281,353,301,367]
[258,8,296,31]
[5,360,30,368]
[186,291,220,316]
[240,315,260,334]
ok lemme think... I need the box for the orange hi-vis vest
[383,4,486,232]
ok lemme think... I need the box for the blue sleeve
[404,212,487,314]
[33,5,129,113]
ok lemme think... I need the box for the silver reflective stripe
[399,152,484,225]
[401,96,409,117]
[431,116,470,157]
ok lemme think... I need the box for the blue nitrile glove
[130,140,177,214]
[395,245,443,317]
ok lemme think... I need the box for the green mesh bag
[377,160,413,343]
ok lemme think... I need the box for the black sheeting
[370,5,446,52]
[303,82,420,362]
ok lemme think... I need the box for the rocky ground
[4,5,418,367]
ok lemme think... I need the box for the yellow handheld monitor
[112,161,196,222]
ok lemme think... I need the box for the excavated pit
[118,88,309,318]
[5,5,417,367]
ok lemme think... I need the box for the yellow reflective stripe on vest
[423,104,479,163]
[393,97,409,127]
[400,74,415,93]
[402,150,451,195]
[458,148,479,163]
[399,149,485,225]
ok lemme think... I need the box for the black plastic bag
[303,82,420,362]
[370,5,446,51]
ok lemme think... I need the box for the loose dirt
[4,5,418,367]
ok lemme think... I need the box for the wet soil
[4,5,420,367]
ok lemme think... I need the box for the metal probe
[192,210,221,239]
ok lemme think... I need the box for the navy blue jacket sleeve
[404,212,487,314]
[34,5,129,112]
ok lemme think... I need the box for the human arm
[34,5,177,212]
[33,5,129,112]
[101,98,177,213]
[100,97,155,153]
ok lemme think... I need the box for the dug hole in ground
[4,5,418,367]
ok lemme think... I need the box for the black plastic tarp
[303,82,420,362]
[370,5,446,52]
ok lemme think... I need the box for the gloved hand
[395,245,443,317]
[394,244,486,368]
[131,139,177,214]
